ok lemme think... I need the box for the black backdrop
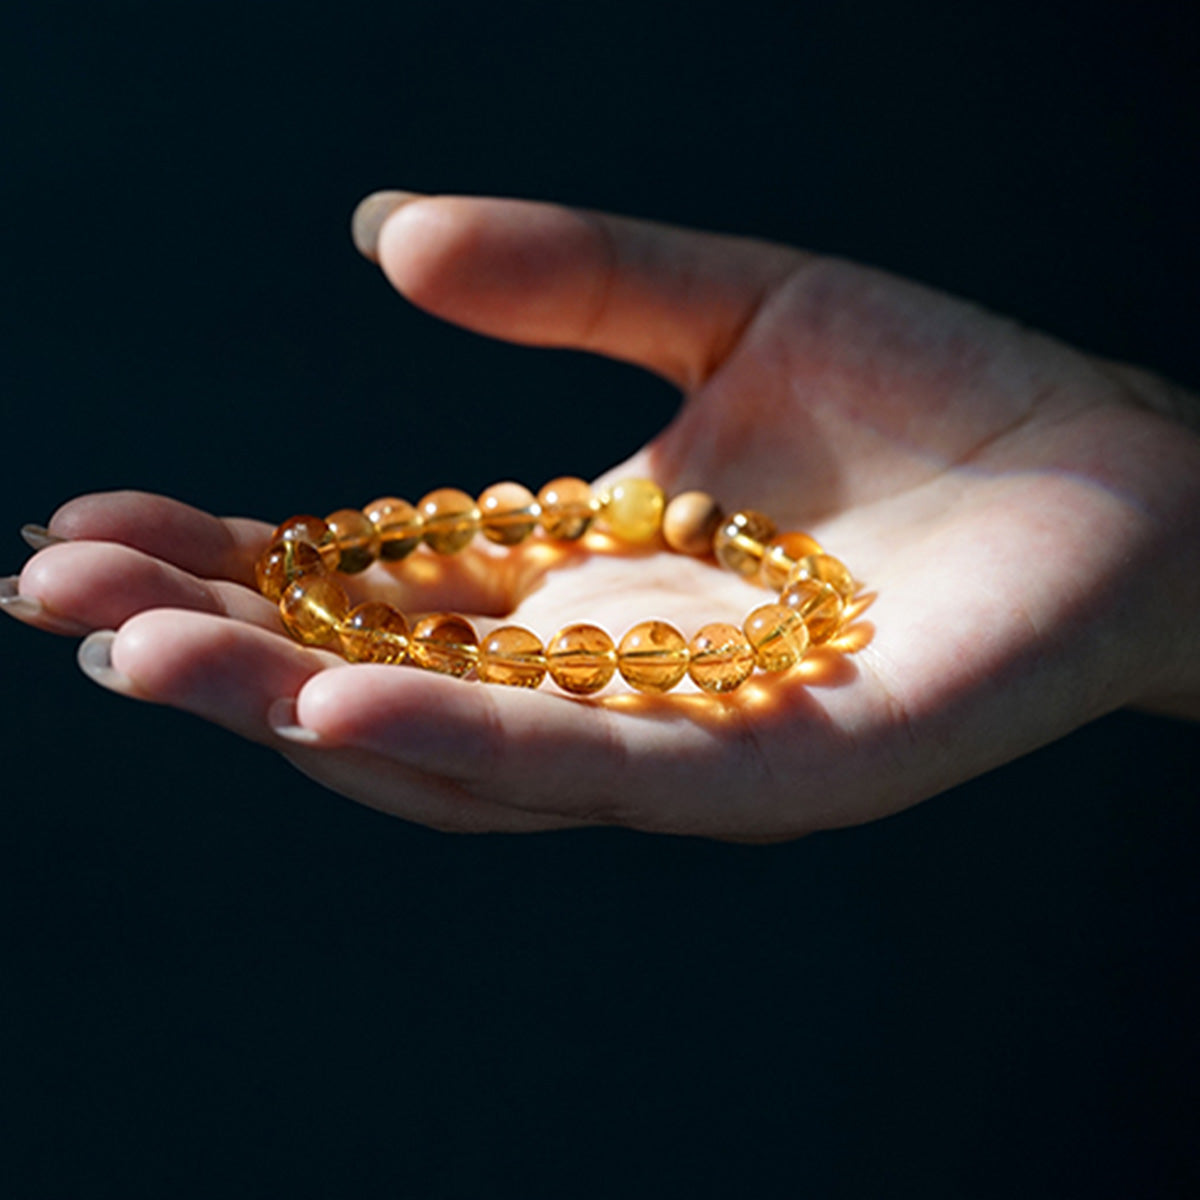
[2,3,1197,1196]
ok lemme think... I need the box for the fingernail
[0,575,43,621]
[77,631,138,697]
[350,190,425,263]
[267,696,323,745]
[21,524,66,551]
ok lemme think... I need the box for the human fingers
[353,192,806,391]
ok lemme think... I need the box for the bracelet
[254,477,858,697]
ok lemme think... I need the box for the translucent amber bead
[787,553,856,601]
[279,576,350,646]
[409,613,479,677]
[255,539,328,602]
[546,623,617,695]
[478,481,540,546]
[418,488,480,555]
[743,603,810,672]
[364,496,423,561]
[325,508,381,574]
[662,491,724,557]
[713,510,777,578]
[687,622,756,694]
[596,478,666,544]
[274,514,339,571]
[338,602,409,664]
[537,477,595,540]
[759,532,824,591]
[477,625,547,688]
[617,620,689,694]
[779,578,844,645]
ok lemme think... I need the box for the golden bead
[418,488,480,555]
[687,622,756,693]
[662,491,724,557]
[478,481,540,546]
[255,539,328,602]
[779,578,844,645]
[279,576,350,646]
[325,508,381,574]
[713,510,777,578]
[617,620,689,694]
[536,476,595,540]
[546,623,617,695]
[477,625,547,688]
[363,496,423,561]
[595,478,666,544]
[273,514,339,571]
[338,602,409,664]
[787,553,856,601]
[743,603,810,671]
[409,613,479,676]
[759,531,824,591]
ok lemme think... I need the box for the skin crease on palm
[9,194,1200,840]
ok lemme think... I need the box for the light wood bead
[478,481,540,546]
[617,620,689,694]
[662,491,724,557]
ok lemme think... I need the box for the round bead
[418,488,480,555]
[787,553,856,601]
[743,603,810,672]
[363,496,423,561]
[595,478,666,544]
[546,623,617,695]
[687,622,756,694]
[779,579,845,645]
[409,613,479,677]
[478,481,540,546]
[255,539,328,602]
[537,477,595,540]
[337,602,409,664]
[325,508,381,574]
[477,625,547,688]
[759,531,824,591]
[279,576,350,646]
[273,514,339,571]
[662,491,724,557]
[713,510,777,578]
[617,620,689,694]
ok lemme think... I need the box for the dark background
[1,2,1197,1196]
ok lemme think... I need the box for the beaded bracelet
[254,477,858,697]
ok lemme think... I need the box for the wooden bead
[279,576,350,646]
[743,603,809,671]
[596,478,666,544]
[662,491,724,557]
[325,508,381,574]
[779,579,844,645]
[759,531,824,591]
[478,481,540,546]
[477,625,547,688]
[537,477,595,540]
[255,539,328,602]
[787,553,856,601]
[363,496,423,561]
[546,623,617,694]
[687,622,756,693]
[713,510,777,578]
[617,620,689,694]
[409,613,479,676]
[273,514,339,571]
[418,488,480,555]
[338,602,409,664]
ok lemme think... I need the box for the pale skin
[6,193,1200,839]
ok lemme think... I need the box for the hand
[8,194,1200,838]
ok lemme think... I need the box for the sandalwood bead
[788,553,856,601]
[537,476,595,540]
[477,625,547,688]
[760,532,824,591]
[743,603,810,671]
[617,620,689,694]
[338,602,409,664]
[255,539,328,602]
[279,576,350,646]
[478,481,540,546]
[687,622,756,694]
[713,510,777,578]
[325,508,381,574]
[418,488,480,554]
[409,613,479,677]
[364,496,423,561]
[274,514,339,571]
[662,491,724,557]
[596,478,666,544]
[546,623,617,695]
[779,578,844,645]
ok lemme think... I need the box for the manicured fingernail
[267,696,323,745]
[77,631,137,697]
[350,190,425,263]
[0,575,44,621]
[20,524,66,551]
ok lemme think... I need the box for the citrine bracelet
[254,477,858,696]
